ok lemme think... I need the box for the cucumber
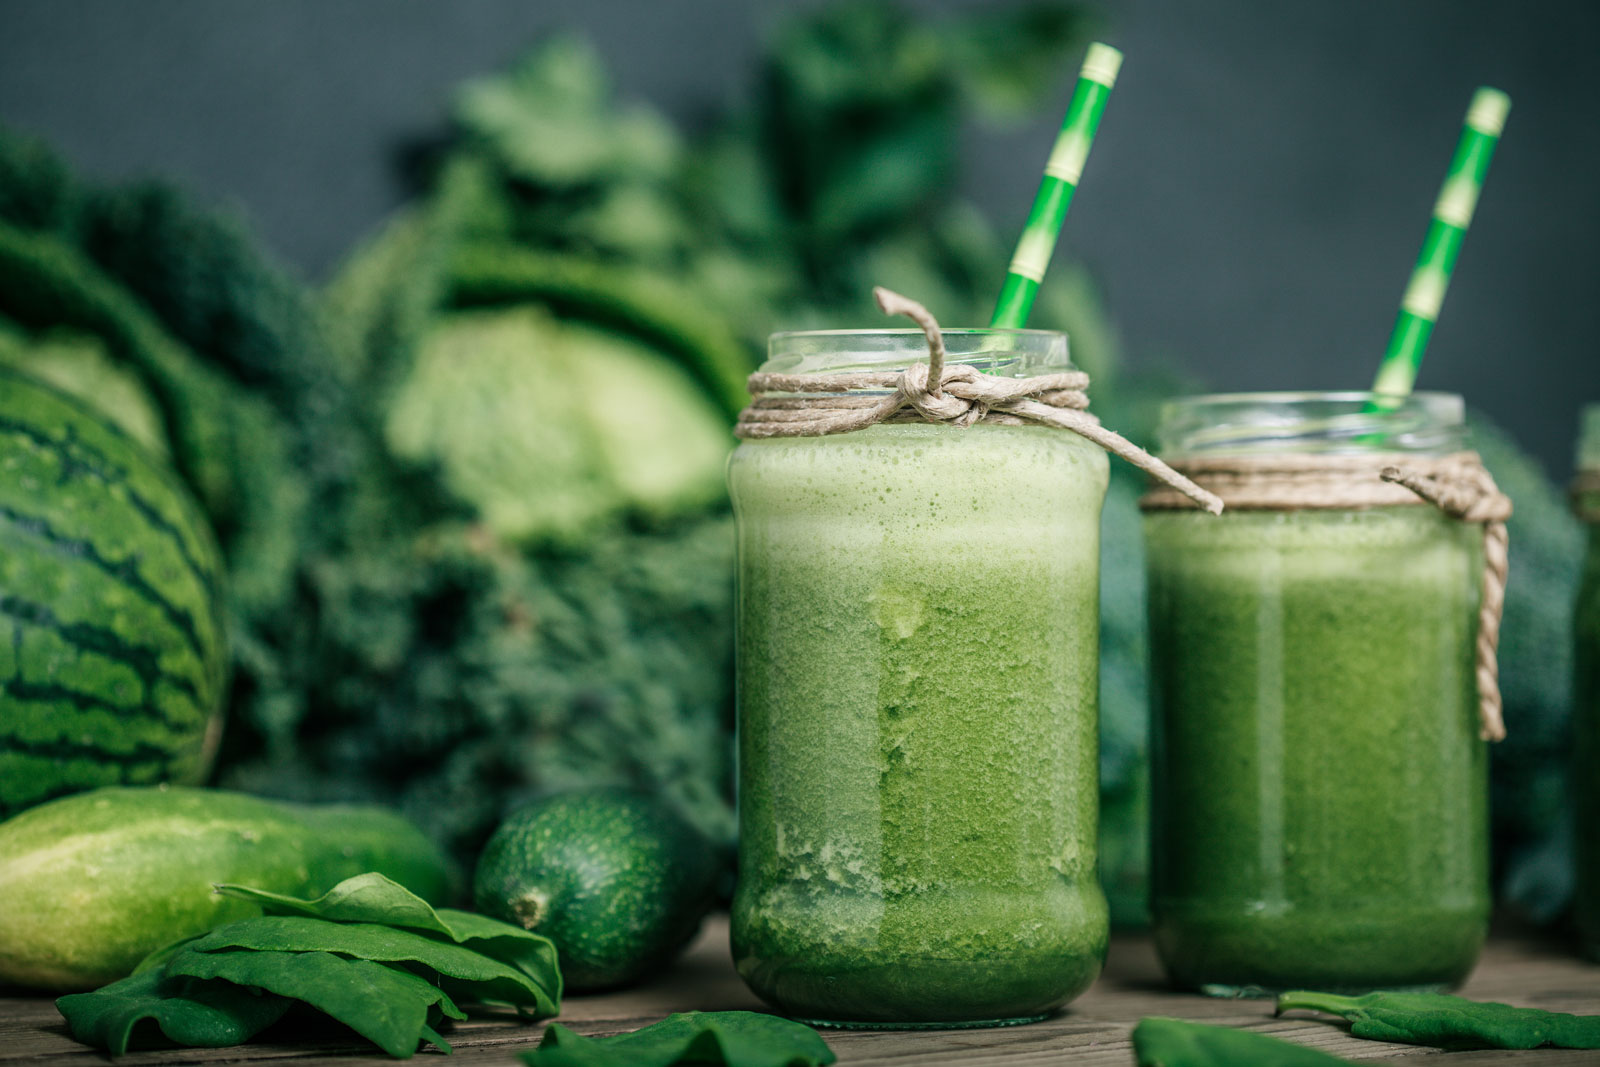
[0,785,453,991]
[473,789,719,992]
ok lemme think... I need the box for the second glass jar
[1144,392,1490,995]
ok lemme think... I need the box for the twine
[1573,469,1600,522]
[734,288,1225,514]
[1141,452,1513,742]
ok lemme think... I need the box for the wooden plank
[3,919,1597,1064]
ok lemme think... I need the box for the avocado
[472,788,720,992]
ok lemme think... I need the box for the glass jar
[1574,404,1600,961]
[1145,392,1489,995]
[728,329,1109,1028]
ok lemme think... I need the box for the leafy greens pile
[56,873,561,1058]
[221,0,1147,876]
[0,0,1585,922]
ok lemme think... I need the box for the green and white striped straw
[1371,87,1511,397]
[990,42,1123,330]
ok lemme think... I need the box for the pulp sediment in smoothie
[1146,506,1489,994]
[730,423,1109,1026]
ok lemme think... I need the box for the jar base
[797,1013,1051,1031]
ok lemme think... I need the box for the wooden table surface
[4,917,1597,1065]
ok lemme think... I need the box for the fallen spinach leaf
[56,969,291,1055]
[521,1011,834,1067]
[1278,990,1600,1050]
[61,874,562,1059]
[217,871,562,996]
[1132,1017,1353,1066]
[186,914,555,1012]
[166,948,464,1059]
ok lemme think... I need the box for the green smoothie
[1146,506,1489,994]
[729,421,1109,1027]
[1574,408,1600,962]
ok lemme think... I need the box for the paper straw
[1371,87,1511,397]
[989,43,1123,329]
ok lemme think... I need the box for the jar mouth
[1156,391,1466,456]
[764,328,1073,378]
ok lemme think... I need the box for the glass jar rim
[768,327,1064,339]
[1156,390,1465,456]
[764,327,1073,378]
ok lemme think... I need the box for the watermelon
[0,369,226,817]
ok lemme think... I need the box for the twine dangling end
[1382,461,1512,743]
[874,287,945,397]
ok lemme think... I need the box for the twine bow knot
[891,361,1093,428]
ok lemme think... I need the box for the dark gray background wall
[1,0,1593,477]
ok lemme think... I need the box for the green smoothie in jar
[1573,405,1600,961]
[729,329,1110,1028]
[1143,392,1495,995]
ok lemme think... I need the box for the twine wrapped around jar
[734,288,1225,515]
[1141,452,1514,742]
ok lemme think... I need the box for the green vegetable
[1132,1017,1353,1066]
[168,949,467,1057]
[385,306,729,543]
[220,0,1103,876]
[0,144,314,613]
[0,319,168,455]
[58,873,560,1059]
[475,788,720,991]
[1278,989,1600,1050]
[0,786,453,990]
[184,916,553,1010]
[449,243,752,421]
[0,370,226,819]
[215,870,563,1008]
[522,1011,835,1067]
[52,969,291,1054]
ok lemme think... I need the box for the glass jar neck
[763,328,1073,379]
[1155,391,1466,458]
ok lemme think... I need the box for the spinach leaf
[56,969,290,1055]
[217,872,562,997]
[521,1011,835,1067]
[1278,990,1600,1050]
[186,915,556,1012]
[1132,1017,1353,1066]
[165,948,463,1058]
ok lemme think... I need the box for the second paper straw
[1371,87,1511,397]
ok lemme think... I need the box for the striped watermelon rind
[0,368,225,816]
